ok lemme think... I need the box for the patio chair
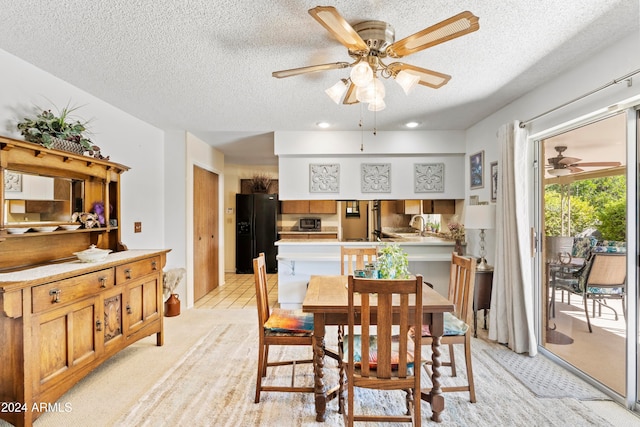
[341,274,423,426]
[580,252,627,333]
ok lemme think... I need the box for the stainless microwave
[299,217,321,231]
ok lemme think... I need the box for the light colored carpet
[4,308,639,427]
[485,349,610,400]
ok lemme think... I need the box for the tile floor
[194,272,278,309]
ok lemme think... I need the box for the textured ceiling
[0,1,638,165]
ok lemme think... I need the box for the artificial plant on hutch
[16,103,109,159]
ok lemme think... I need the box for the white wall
[464,31,640,266]
[0,48,165,251]
[276,130,466,200]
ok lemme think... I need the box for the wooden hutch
[0,136,169,427]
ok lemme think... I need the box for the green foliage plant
[16,103,108,159]
[377,243,410,279]
[598,199,626,241]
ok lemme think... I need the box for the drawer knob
[125,268,132,279]
[151,260,158,271]
[96,319,102,331]
[126,304,133,314]
[99,277,107,288]
[49,289,61,303]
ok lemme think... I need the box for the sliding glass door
[537,112,630,399]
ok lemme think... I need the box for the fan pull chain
[359,103,364,151]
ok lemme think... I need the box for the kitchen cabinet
[422,199,456,214]
[281,200,336,214]
[396,200,421,215]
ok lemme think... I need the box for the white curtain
[489,121,537,356]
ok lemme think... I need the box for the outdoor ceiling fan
[272,6,479,110]
[546,146,621,177]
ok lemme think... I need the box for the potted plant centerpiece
[377,243,410,279]
[16,104,108,159]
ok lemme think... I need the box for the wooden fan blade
[386,11,479,58]
[387,63,451,88]
[343,82,359,104]
[272,62,350,78]
[557,156,581,165]
[570,161,622,167]
[568,166,584,173]
[309,6,369,53]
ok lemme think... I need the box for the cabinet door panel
[32,298,99,394]
[125,276,160,336]
[127,283,144,332]
[309,200,336,213]
[103,287,125,348]
[281,200,309,214]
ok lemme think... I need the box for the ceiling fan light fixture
[395,70,420,95]
[356,78,385,103]
[350,61,373,87]
[368,98,386,111]
[548,168,572,177]
[325,79,349,104]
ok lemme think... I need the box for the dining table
[302,274,455,422]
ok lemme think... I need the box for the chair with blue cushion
[416,253,477,402]
[580,252,627,333]
[253,253,315,403]
[341,274,423,426]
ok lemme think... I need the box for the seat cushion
[572,236,597,259]
[264,309,313,334]
[586,286,624,295]
[342,334,416,369]
[594,240,626,253]
[420,312,469,337]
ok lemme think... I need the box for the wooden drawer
[116,256,161,284]
[32,269,115,314]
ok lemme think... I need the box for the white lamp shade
[325,80,348,104]
[395,70,420,95]
[356,78,385,103]
[367,98,386,111]
[464,204,496,230]
[350,62,373,87]
[547,168,572,176]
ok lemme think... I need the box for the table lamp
[464,204,496,270]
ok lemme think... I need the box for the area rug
[113,323,614,427]
[485,348,610,400]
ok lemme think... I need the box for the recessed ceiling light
[316,121,330,128]
[405,121,420,128]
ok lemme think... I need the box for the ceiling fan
[272,6,480,110]
[546,146,621,176]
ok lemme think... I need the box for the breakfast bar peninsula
[276,235,458,308]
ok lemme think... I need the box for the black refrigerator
[236,193,279,274]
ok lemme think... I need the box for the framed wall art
[490,161,498,202]
[4,171,22,192]
[414,163,444,193]
[361,163,391,193]
[309,163,340,193]
[469,150,484,189]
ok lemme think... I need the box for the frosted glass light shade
[547,168,572,176]
[325,80,348,104]
[368,98,386,111]
[395,70,420,95]
[350,62,373,87]
[355,78,385,104]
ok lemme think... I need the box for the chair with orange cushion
[253,253,314,403]
[341,274,423,426]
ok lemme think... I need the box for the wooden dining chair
[253,253,314,403]
[416,253,477,402]
[342,274,423,426]
[341,246,378,275]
